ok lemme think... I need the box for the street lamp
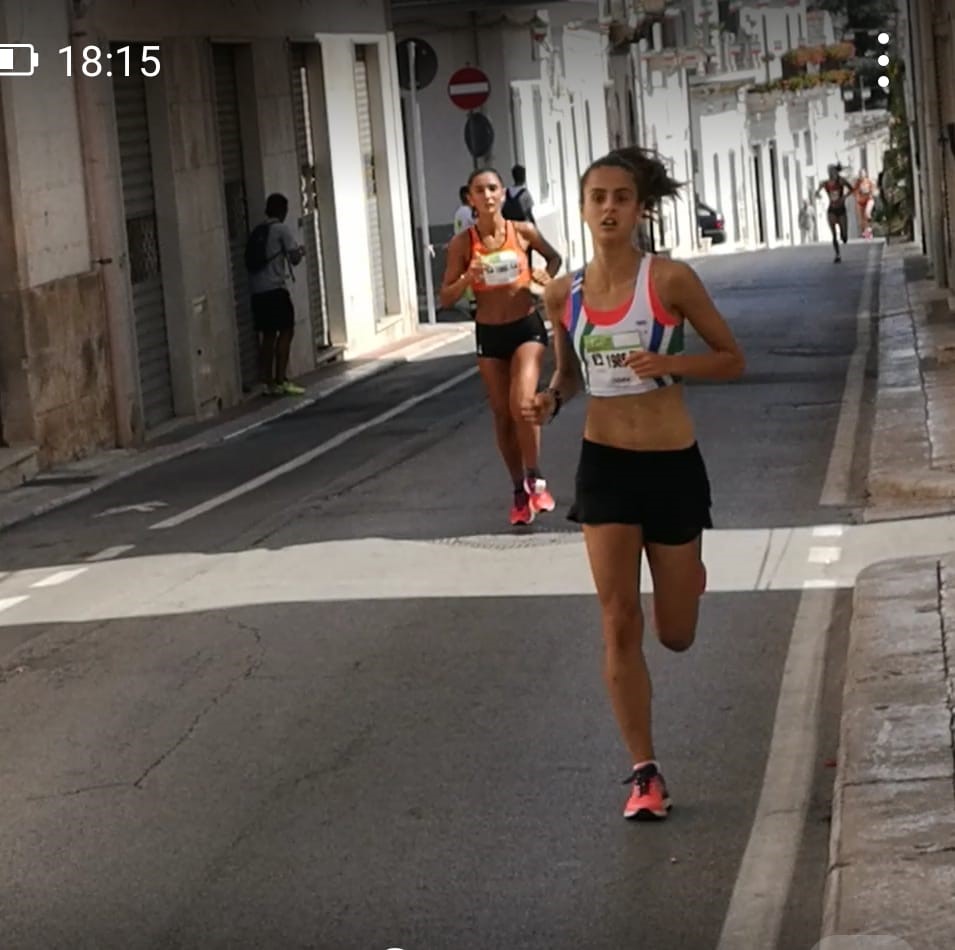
[877,31,890,45]
[877,75,890,88]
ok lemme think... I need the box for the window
[804,130,813,166]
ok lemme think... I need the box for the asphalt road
[0,242,880,950]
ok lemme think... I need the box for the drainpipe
[68,0,139,445]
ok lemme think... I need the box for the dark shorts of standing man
[251,287,295,335]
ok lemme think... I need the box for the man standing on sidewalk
[246,192,306,396]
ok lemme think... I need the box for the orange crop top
[468,220,531,292]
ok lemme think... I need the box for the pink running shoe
[509,489,534,526]
[622,762,671,820]
[524,476,555,514]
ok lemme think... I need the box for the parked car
[696,197,726,244]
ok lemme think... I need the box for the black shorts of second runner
[251,288,295,334]
[475,311,548,360]
[567,439,713,545]
[827,206,848,226]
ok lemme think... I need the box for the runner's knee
[657,622,696,652]
[600,599,643,652]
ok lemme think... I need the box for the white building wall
[84,0,418,370]
[691,83,752,250]
[0,0,90,289]
[637,55,697,258]
[1,0,417,459]
[805,9,837,46]
[394,4,611,281]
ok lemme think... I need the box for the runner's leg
[583,523,653,763]
[508,341,544,472]
[645,535,706,652]
[478,356,531,523]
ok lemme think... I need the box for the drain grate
[434,530,582,551]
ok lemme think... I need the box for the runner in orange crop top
[440,166,562,527]
[467,220,532,292]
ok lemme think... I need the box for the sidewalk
[0,321,472,534]
[867,242,955,508]
[823,243,955,946]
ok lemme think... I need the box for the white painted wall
[806,9,837,46]
[0,0,90,289]
[692,83,752,249]
[394,5,611,280]
[637,54,697,257]
[0,0,416,441]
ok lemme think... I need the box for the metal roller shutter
[212,44,257,391]
[290,44,330,350]
[113,64,174,429]
[353,47,387,319]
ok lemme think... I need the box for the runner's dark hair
[467,166,504,188]
[580,146,682,213]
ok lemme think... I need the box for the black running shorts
[475,311,548,360]
[567,439,713,545]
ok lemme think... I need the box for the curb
[821,555,955,944]
[0,325,473,535]
[865,242,955,503]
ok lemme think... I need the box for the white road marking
[719,249,882,948]
[819,245,877,505]
[0,596,29,613]
[150,366,480,530]
[812,524,845,538]
[94,501,167,518]
[30,568,88,589]
[808,546,842,564]
[717,588,838,949]
[223,330,472,443]
[86,545,136,562]
[222,362,387,442]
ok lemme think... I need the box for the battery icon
[0,44,39,76]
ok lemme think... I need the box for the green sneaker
[280,380,305,396]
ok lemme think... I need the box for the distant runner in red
[816,164,853,263]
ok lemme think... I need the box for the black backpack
[501,186,532,222]
[244,222,274,273]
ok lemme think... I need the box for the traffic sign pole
[407,41,436,325]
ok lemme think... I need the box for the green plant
[875,60,914,238]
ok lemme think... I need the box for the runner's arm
[652,261,744,382]
[522,275,581,424]
[439,231,472,309]
[517,223,562,278]
[545,275,582,400]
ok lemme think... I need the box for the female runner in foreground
[523,147,744,819]
[441,167,562,525]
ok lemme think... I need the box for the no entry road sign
[448,66,490,111]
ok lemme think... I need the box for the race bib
[479,250,521,287]
[583,331,645,390]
